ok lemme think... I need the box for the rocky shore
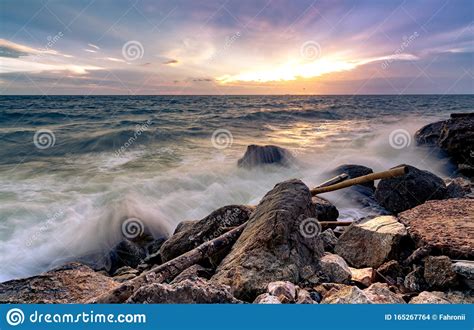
[1,113,473,304]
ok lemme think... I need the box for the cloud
[84,49,97,53]
[163,59,179,65]
[88,43,100,50]
[0,39,37,58]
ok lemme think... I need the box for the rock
[375,165,447,213]
[322,286,372,304]
[377,260,405,285]
[332,164,375,190]
[127,278,240,303]
[267,281,297,302]
[312,196,339,221]
[445,177,472,198]
[438,113,474,175]
[436,290,474,304]
[452,260,474,287]
[398,199,474,259]
[424,256,459,289]
[319,253,352,283]
[363,283,405,303]
[404,266,427,292]
[237,144,293,168]
[113,266,139,277]
[334,216,407,268]
[320,229,338,252]
[0,263,119,303]
[410,291,450,304]
[415,120,445,145]
[146,237,167,255]
[212,179,324,301]
[159,205,253,264]
[109,239,147,274]
[415,113,474,176]
[253,293,282,304]
[349,267,374,287]
[296,288,316,304]
[113,273,137,282]
[170,264,214,284]
[313,283,349,299]
[331,165,388,216]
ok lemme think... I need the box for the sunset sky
[1,0,473,94]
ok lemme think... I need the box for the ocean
[0,95,473,281]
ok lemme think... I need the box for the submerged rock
[375,165,447,213]
[334,216,407,268]
[212,179,324,301]
[0,263,119,303]
[237,144,293,168]
[159,205,253,264]
[398,198,474,259]
[127,278,240,304]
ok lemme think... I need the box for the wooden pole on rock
[311,166,408,196]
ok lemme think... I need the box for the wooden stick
[91,224,246,303]
[311,166,408,196]
[315,173,349,188]
[320,221,352,228]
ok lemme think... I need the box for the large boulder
[211,179,324,301]
[127,278,240,303]
[334,216,407,268]
[375,165,447,213]
[0,263,119,303]
[415,113,474,176]
[237,145,293,168]
[415,120,445,145]
[158,205,253,264]
[398,199,474,259]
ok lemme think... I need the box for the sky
[0,0,473,95]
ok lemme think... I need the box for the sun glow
[217,57,358,84]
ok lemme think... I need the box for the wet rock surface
[312,196,339,221]
[159,205,253,264]
[415,113,474,176]
[375,165,447,213]
[211,179,324,301]
[0,263,119,303]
